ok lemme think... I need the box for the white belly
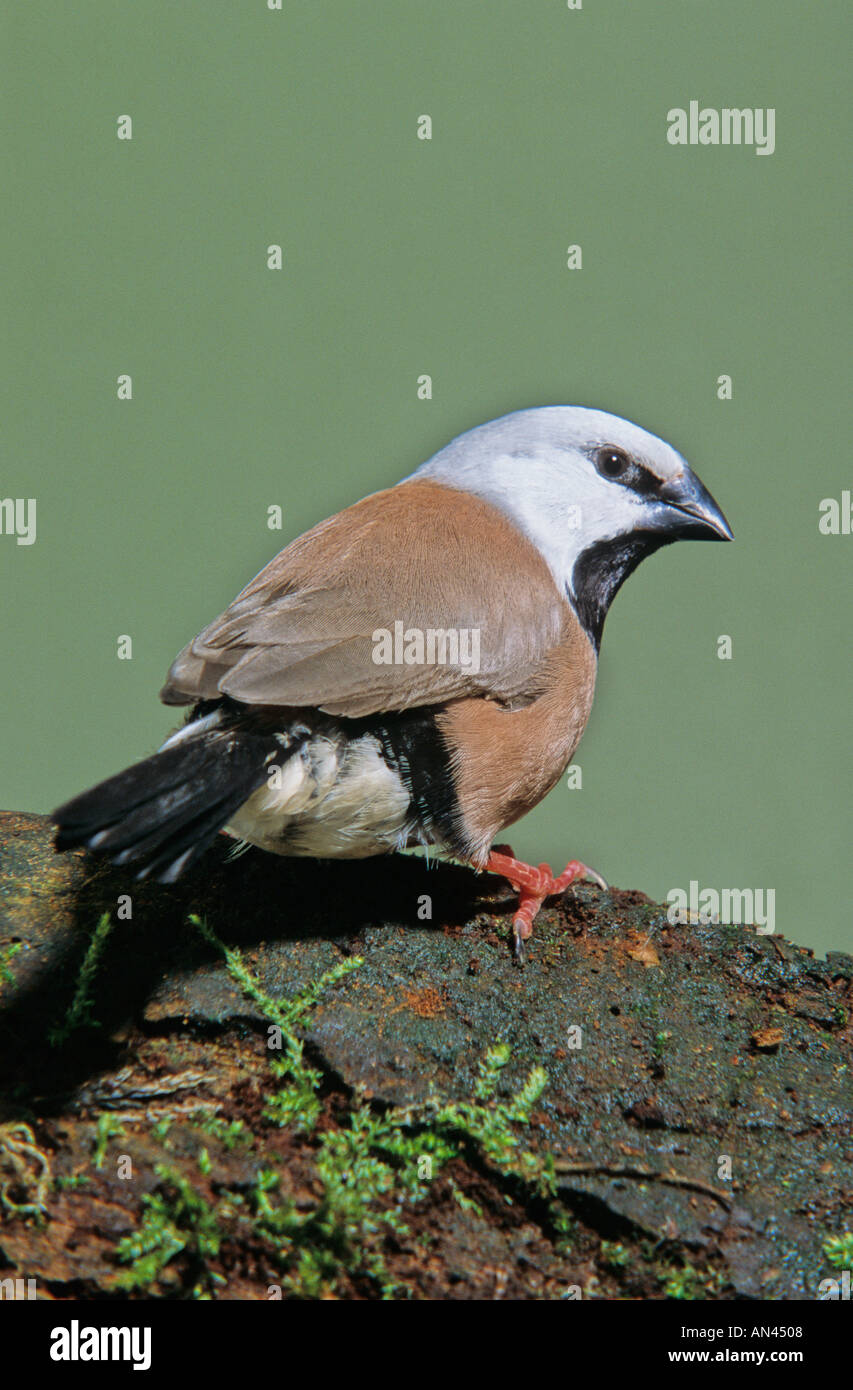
[224,730,413,859]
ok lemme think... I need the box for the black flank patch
[370,708,462,851]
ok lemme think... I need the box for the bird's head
[412,405,733,648]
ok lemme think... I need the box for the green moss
[49,912,116,1044]
[155,917,568,1298]
[92,1114,127,1171]
[394,1046,551,1193]
[192,1115,250,1151]
[151,1118,173,1146]
[115,1164,225,1295]
[55,1173,91,1191]
[190,912,361,1136]
[823,1232,853,1269]
[601,1240,631,1269]
[658,1262,724,1300]
[446,1177,482,1217]
[0,941,22,987]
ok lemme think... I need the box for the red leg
[484,849,607,960]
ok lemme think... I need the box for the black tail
[52,713,287,883]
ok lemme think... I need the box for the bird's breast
[436,616,597,863]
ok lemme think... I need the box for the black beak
[653,468,734,542]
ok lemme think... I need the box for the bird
[52,405,733,958]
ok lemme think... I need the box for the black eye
[596,447,630,479]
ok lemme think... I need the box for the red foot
[485,849,607,960]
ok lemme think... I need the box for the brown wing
[160,479,569,718]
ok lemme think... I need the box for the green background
[2,2,849,953]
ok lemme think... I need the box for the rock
[0,811,850,1300]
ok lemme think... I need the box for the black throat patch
[571,532,675,650]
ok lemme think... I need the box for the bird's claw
[483,848,607,959]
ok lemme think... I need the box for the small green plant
[659,1263,700,1299]
[549,1202,575,1253]
[283,1107,428,1296]
[658,1262,724,1300]
[823,1232,853,1269]
[190,914,361,1136]
[601,1240,631,1269]
[396,1044,551,1193]
[192,1115,249,1150]
[652,1030,672,1058]
[244,1067,558,1300]
[0,941,22,987]
[115,1165,225,1293]
[55,1173,92,1191]
[152,1118,173,1145]
[49,913,116,1044]
[446,1177,482,1217]
[92,1115,127,1170]
[177,920,563,1297]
